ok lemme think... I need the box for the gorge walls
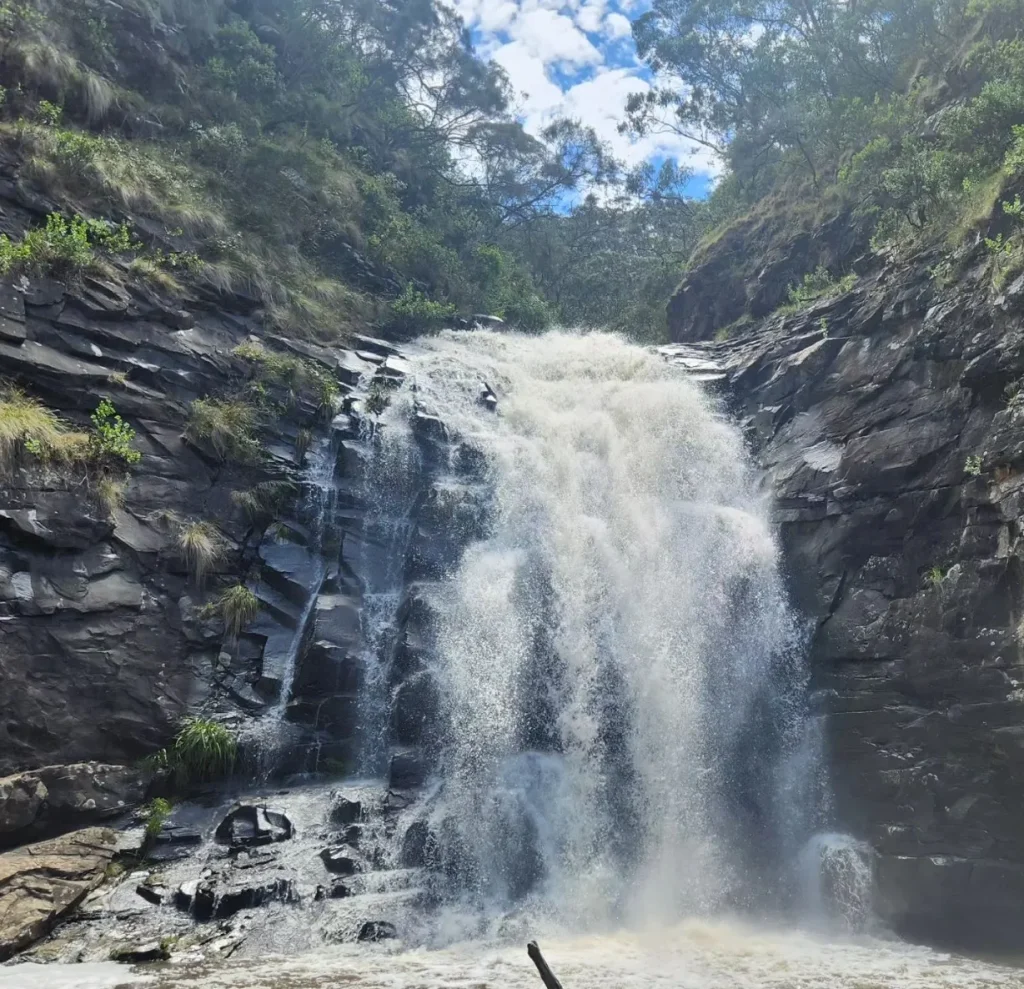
[666,251,1024,949]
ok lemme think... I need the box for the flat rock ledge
[0,827,116,961]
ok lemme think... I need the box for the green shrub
[186,398,261,462]
[172,718,237,782]
[926,565,946,588]
[35,99,62,126]
[965,455,984,476]
[390,283,457,329]
[0,213,135,279]
[786,267,858,309]
[89,399,141,466]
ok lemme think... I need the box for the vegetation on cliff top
[630,0,1024,303]
[0,0,705,340]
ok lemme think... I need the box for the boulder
[358,920,397,942]
[320,845,360,875]
[329,796,361,826]
[0,763,147,850]
[109,940,170,963]
[400,820,430,868]
[214,804,293,849]
[314,880,351,900]
[0,827,116,961]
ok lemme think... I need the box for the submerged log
[527,941,565,989]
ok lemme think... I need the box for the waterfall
[375,330,813,933]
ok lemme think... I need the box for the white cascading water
[379,330,811,932]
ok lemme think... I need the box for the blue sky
[451,0,720,189]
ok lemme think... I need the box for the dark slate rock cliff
[665,248,1024,950]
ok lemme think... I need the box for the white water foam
[377,330,810,934]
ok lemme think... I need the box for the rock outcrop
[669,246,1024,950]
[0,764,147,850]
[0,827,116,961]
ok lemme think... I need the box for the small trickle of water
[245,435,336,771]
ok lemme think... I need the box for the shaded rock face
[0,827,116,961]
[0,764,147,850]
[685,251,1024,950]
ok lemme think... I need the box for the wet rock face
[693,251,1024,951]
[0,827,116,961]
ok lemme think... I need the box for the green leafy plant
[965,455,984,477]
[785,267,858,310]
[926,565,947,588]
[390,283,457,328]
[143,797,172,839]
[89,399,141,466]
[35,99,62,126]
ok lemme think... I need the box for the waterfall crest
[378,330,812,931]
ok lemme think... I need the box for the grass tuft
[176,519,226,584]
[94,475,126,515]
[185,398,262,462]
[231,479,296,520]
[172,718,237,782]
[0,386,78,469]
[215,583,259,636]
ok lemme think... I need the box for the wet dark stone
[110,940,170,963]
[389,750,427,790]
[314,880,351,900]
[400,820,430,868]
[358,921,398,942]
[135,883,168,905]
[214,804,293,849]
[214,877,294,918]
[329,796,361,826]
[146,824,203,863]
[320,844,359,875]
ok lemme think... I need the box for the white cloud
[492,40,565,112]
[603,11,632,39]
[575,0,607,33]
[455,0,721,182]
[507,8,603,68]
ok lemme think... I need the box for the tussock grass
[176,519,226,584]
[0,386,86,469]
[94,475,126,514]
[231,479,296,520]
[216,584,259,636]
[234,340,339,410]
[172,718,237,782]
[185,398,262,462]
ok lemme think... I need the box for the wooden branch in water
[527,941,565,989]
